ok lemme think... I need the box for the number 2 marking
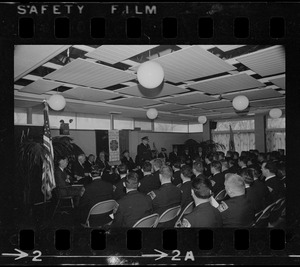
[171,250,181,261]
[32,250,42,262]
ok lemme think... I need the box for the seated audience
[151,158,163,188]
[113,164,129,201]
[228,158,239,174]
[240,168,268,214]
[237,156,248,174]
[55,156,72,188]
[210,160,225,196]
[179,165,193,210]
[121,150,136,171]
[77,167,114,226]
[139,161,160,194]
[183,147,193,166]
[147,165,181,217]
[194,146,204,161]
[233,151,239,161]
[204,153,213,177]
[95,151,110,171]
[218,151,225,161]
[218,173,255,227]
[261,161,285,204]
[111,172,153,227]
[171,160,182,186]
[276,163,286,188]
[181,176,222,228]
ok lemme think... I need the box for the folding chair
[157,205,181,227]
[269,198,286,226]
[175,201,194,227]
[252,201,278,227]
[82,199,118,228]
[215,189,227,202]
[132,213,160,228]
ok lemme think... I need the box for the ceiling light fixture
[269,108,282,119]
[47,94,66,111]
[232,95,249,111]
[146,108,158,120]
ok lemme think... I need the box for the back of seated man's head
[193,161,204,175]
[181,165,193,180]
[228,158,236,167]
[153,158,163,171]
[91,166,101,178]
[173,160,181,170]
[240,168,254,186]
[118,163,128,175]
[191,176,212,200]
[276,162,286,178]
[124,172,139,190]
[224,173,245,197]
[142,161,152,173]
[220,159,229,171]
[212,153,219,161]
[205,153,213,162]
[238,156,248,166]
[211,160,222,173]
[159,165,173,182]
[262,161,277,175]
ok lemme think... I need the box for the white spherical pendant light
[232,95,249,111]
[48,94,66,111]
[269,108,282,119]
[137,61,164,89]
[198,116,207,124]
[146,108,158,120]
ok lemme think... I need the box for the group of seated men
[53,147,286,228]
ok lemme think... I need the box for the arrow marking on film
[142,249,168,261]
[2,249,28,261]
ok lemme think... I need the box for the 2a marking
[171,250,195,261]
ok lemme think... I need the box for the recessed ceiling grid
[269,76,285,90]
[189,73,266,94]
[150,45,236,83]
[164,92,218,105]
[19,79,64,94]
[236,45,285,77]
[44,58,136,89]
[85,45,158,64]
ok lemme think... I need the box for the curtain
[266,131,285,152]
[212,132,255,155]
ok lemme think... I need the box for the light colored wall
[51,129,96,156]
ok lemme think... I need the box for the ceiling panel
[189,73,265,94]
[216,45,245,52]
[236,45,285,77]
[250,97,285,107]
[14,99,42,108]
[62,87,120,102]
[85,45,158,64]
[116,82,190,98]
[19,79,64,94]
[172,108,205,115]
[222,87,283,101]
[269,76,285,90]
[149,45,236,83]
[151,103,188,112]
[14,45,71,81]
[164,92,218,105]
[191,99,232,109]
[108,97,160,108]
[44,58,136,89]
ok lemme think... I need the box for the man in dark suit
[147,165,181,226]
[77,168,114,226]
[228,158,239,174]
[240,168,268,214]
[169,146,179,165]
[171,160,182,186]
[218,173,255,227]
[113,164,129,201]
[237,156,248,175]
[84,154,95,173]
[192,160,205,179]
[182,147,193,166]
[210,161,225,197]
[151,158,163,189]
[55,157,72,188]
[179,165,193,210]
[220,159,230,175]
[72,154,92,186]
[139,161,160,194]
[181,176,222,228]
[111,172,153,227]
[261,161,285,204]
[136,136,152,167]
[204,153,213,177]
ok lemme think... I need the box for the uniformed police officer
[137,136,152,167]
[180,176,223,228]
[217,173,255,227]
[147,165,181,227]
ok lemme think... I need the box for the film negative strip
[1,1,300,265]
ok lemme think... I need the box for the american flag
[41,101,56,200]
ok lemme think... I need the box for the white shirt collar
[182,179,190,184]
[245,184,250,188]
[265,175,276,182]
[59,166,64,172]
